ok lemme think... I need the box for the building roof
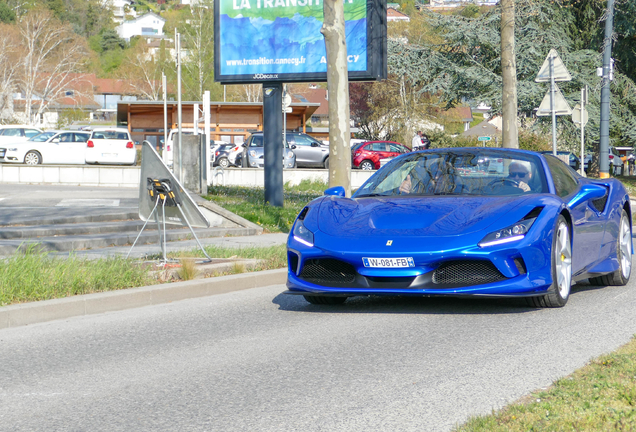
[122,11,166,23]
[292,87,329,116]
[387,8,410,21]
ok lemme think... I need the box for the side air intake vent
[299,259,356,286]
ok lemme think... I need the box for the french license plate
[102,153,115,158]
[362,257,415,268]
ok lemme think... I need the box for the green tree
[0,2,16,23]
[395,0,636,149]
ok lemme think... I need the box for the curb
[0,268,287,330]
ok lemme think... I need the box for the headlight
[292,208,314,247]
[287,151,294,158]
[249,150,257,157]
[479,218,536,247]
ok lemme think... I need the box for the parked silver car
[285,132,330,168]
[241,132,296,169]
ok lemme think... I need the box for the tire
[324,157,329,169]
[24,151,42,165]
[589,209,632,286]
[218,157,229,168]
[360,160,374,170]
[528,214,572,308]
[303,295,347,305]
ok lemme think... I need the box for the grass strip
[204,179,326,233]
[455,336,636,431]
[0,245,154,306]
[1,244,287,307]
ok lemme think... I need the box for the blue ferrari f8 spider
[285,148,633,307]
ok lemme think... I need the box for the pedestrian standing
[412,131,423,150]
[421,133,431,150]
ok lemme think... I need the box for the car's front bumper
[285,230,554,298]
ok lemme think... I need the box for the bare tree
[0,24,20,121]
[17,9,90,124]
[501,0,518,148]
[321,0,351,196]
[179,0,223,101]
[120,39,163,100]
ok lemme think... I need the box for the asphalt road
[1,279,636,432]
[0,184,139,224]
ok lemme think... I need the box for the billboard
[214,0,386,84]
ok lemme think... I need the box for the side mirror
[311,142,319,147]
[324,186,345,197]
[568,183,607,209]
[291,145,297,150]
[52,138,60,143]
[241,143,247,147]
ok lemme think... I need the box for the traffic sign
[572,104,588,126]
[535,49,572,82]
[477,136,492,141]
[536,85,572,116]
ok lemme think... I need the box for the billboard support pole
[263,83,284,207]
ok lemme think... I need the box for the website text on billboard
[217,0,367,77]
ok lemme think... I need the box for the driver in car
[399,159,455,194]
[508,161,533,192]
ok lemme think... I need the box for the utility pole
[176,30,183,182]
[599,0,615,179]
[321,0,352,196]
[162,72,167,163]
[500,0,518,148]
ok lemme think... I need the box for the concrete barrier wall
[0,165,141,188]
[0,164,374,189]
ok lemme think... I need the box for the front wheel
[303,295,347,305]
[589,209,632,286]
[528,214,571,308]
[323,157,329,169]
[218,157,229,168]
[360,160,374,170]
[24,151,42,165]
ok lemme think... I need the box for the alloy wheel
[554,222,572,299]
[619,214,632,279]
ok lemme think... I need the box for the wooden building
[116,101,320,148]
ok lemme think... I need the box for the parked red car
[352,141,410,170]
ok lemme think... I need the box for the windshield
[91,130,130,140]
[29,131,56,142]
[354,150,547,197]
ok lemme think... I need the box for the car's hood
[316,195,530,237]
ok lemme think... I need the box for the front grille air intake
[432,260,506,287]
[299,258,356,286]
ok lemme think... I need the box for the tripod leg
[161,198,168,263]
[175,202,212,262]
[126,198,160,259]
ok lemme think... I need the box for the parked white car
[0,130,91,165]
[0,125,42,146]
[164,128,201,167]
[86,127,136,165]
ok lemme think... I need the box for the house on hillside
[387,8,410,22]
[9,74,143,128]
[116,12,166,41]
[102,0,137,23]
